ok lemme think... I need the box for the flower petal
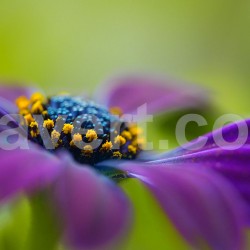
[120,163,246,250]
[53,164,132,249]
[0,85,35,103]
[149,119,250,219]
[155,118,250,160]
[0,148,62,202]
[96,74,209,114]
[0,106,26,135]
[151,147,250,220]
[0,106,14,132]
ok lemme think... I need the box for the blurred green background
[0,0,250,249]
[0,0,250,114]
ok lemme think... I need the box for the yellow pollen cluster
[70,133,83,147]
[62,123,74,134]
[31,101,44,114]
[113,151,122,159]
[114,135,126,146]
[86,129,98,142]
[109,106,123,116]
[83,145,93,156]
[129,126,143,136]
[51,130,61,148]
[24,113,34,125]
[30,92,45,103]
[72,133,82,142]
[51,130,60,140]
[127,124,145,149]
[128,145,137,154]
[132,137,145,147]
[30,121,38,129]
[101,141,113,151]
[29,121,39,137]
[16,92,46,119]
[43,119,54,130]
[19,109,29,116]
[16,96,30,110]
[30,131,38,137]
[121,131,132,140]
[42,110,48,117]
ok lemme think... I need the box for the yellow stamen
[43,119,54,130]
[114,135,126,146]
[30,122,39,137]
[70,133,83,147]
[30,130,39,137]
[51,130,61,148]
[72,133,82,142]
[132,137,145,145]
[113,151,122,159]
[132,138,145,149]
[19,109,29,116]
[101,141,113,151]
[30,92,45,103]
[129,126,143,136]
[121,131,132,140]
[62,124,74,134]
[86,129,98,142]
[42,110,48,117]
[31,101,44,114]
[128,145,137,154]
[24,113,34,125]
[51,130,60,140]
[30,121,38,130]
[82,145,93,156]
[109,106,123,116]
[15,96,30,110]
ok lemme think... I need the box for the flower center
[16,92,143,167]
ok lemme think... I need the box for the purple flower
[0,75,248,250]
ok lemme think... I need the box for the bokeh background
[0,0,250,249]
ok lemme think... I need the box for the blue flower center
[16,93,143,171]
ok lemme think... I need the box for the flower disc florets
[16,93,143,166]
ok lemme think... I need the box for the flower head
[16,93,142,166]
[0,74,248,250]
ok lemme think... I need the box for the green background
[0,0,250,114]
[0,0,250,249]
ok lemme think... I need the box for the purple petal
[95,74,209,114]
[53,165,132,249]
[149,119,250,219]
[0,97,17,114]
[0,106,27,135]
[151,147,250,221]
[157,119,250,160]
[0,106,14,131]
[0,147,62,202]
[121,163,246,250]
[0,85,35,103]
